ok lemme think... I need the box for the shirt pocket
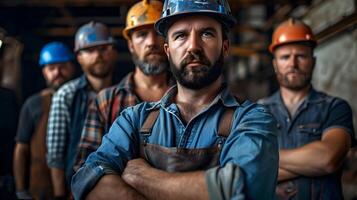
[297,123,322,144]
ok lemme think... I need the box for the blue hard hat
[74,21,116,52]
[39,42,74,67]
[155,0,237,36]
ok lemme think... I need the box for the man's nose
[187,33,202,53]
[288,55,298,68]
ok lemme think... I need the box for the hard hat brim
[154,11,236,37]
[74,39,116,52]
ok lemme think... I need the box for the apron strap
[217,108,235,138]
[140,109,160,135]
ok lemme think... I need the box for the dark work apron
[29,89,53,200]
[139,108,235,172]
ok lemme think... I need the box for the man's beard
[48,77,68,90]
[86,60,115,79]
[276,68,312,91]
[170,49,224,90]
[132,51,168,76]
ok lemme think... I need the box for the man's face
[77,44,118,78]
[164,15,229,89]
[128,26,168,75]
[42,62,75,89]
[273,43,315,91]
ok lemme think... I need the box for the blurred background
[0,0,356,198]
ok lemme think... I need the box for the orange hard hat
[122,0,163,40]
[269,18,317,53]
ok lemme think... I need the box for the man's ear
[223,40,230,58]
[164,42,170,58]
[42,67,47,79]
[127,40,135,54]
[272,58,278,73]
[76,53,83,65]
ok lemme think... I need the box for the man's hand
[122,158,156,190]
[122,158,209,200]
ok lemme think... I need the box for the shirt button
[286,118,290,123]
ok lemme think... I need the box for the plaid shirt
[74,72,174,170]
[47,75,97,171]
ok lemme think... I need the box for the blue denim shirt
[260,87,355,200]
[72,85,279,200]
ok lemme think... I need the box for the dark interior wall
[0,5,134,103]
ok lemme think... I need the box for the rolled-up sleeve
[71,107,141,200]
[217,104,279,200]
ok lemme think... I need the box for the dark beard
[170,50,224,90]
[132,53,168,76]
[87,61,114,79]
[276,69,312,91]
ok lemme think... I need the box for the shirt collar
[116,72,135,92]
[77,74,89,89]
[270,86,324,106]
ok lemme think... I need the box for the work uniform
[74,72,175,170]
[260,87,356,200]
[72,85,279,200]
[16,89,54,200]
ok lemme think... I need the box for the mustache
[93,58,105,66]
[144,49,164,57]
[181,51,211,67]
[286,68,305,75]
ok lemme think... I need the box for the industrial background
[0,0,356,198]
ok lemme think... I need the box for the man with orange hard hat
[260,18,355,200]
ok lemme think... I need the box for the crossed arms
[86,158,209,200]
[278,127,352,182]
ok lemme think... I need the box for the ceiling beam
[35,27,124,37]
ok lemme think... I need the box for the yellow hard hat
[122,0,163,40]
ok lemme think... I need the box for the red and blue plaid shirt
[74,72,174,170]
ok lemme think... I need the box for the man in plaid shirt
[74,0,175,171]
[46,21,119,199]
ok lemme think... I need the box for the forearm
[122,161,208,200]
[50,168,67,196]
[13,144,29,191]
[280,142,341,176]
[278,167,299,182]
[86,175,145,200]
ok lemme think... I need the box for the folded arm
[122,158,209,200]
[279,127,351,180]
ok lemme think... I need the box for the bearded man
[260,19,355,200]
[46,22,119,198]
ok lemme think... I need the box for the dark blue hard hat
[74,21,116,52]
[39,42,74,67]
[155,0,237,36]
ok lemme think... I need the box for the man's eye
[174,34,186,40]
[202,32,214,37]
[280,55,290,60]
[136,32,148,38]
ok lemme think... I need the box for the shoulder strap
[218,108,235,138]
[139,107,235,138]
[140,109,160,135]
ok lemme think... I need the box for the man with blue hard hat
[13,42,75,200]
[46,21,119,199]
[72,0,278,200]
